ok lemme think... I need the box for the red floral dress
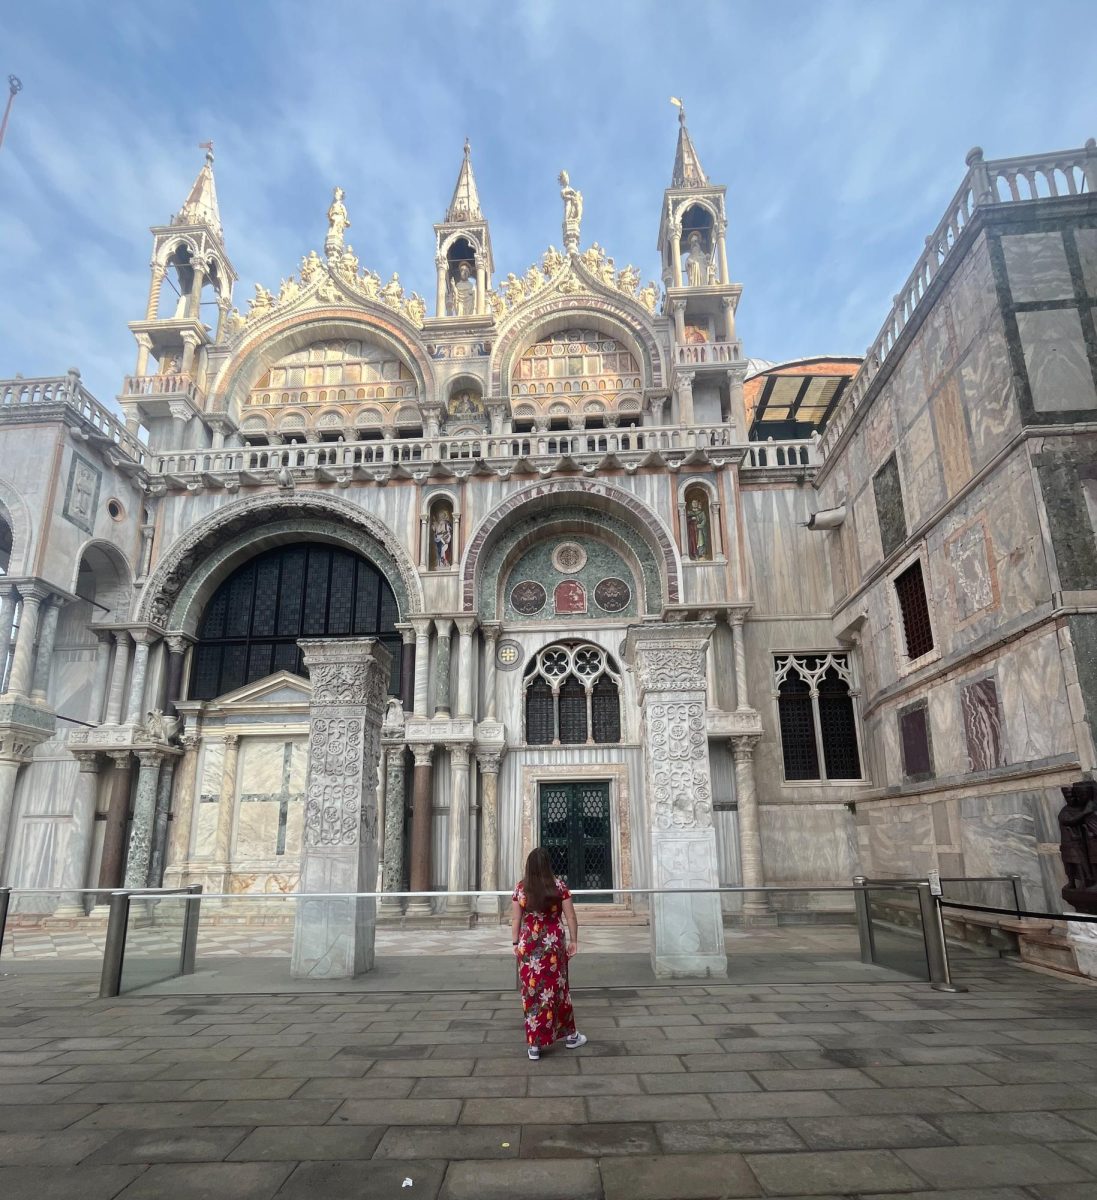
[512,879,577,1048]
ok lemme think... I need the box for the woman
[511,847,588,1061]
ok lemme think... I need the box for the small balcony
[120,372,204,418]
[675,341,743,369]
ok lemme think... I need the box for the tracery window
[524,643,622,746]
[190,543,401,701]
[774,653,862,782]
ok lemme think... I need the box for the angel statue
[380,273,404,308]
[638,280,660,313]
[502,272,527,307]
[559,169,583,253]
[542,245,565,277]
[338,246,360,284]
[325,186,351,256]
[277,276,300,305]
[617,264,640,295]
[487,289,506,320]
[300,249,323,286]
[405,293,426,327]
[249,283,274,317]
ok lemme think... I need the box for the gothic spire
[670,100,708,189]
[446,138,483,223]
[175,142,223,239]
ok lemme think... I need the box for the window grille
[190,543,401,701]
[774,653,863,783]
[895,559,934,659]
[524,643,622,746]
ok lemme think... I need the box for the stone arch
[461,479,680,614]
[490,297,666,395]
[207,310,437,427]
[139,492,423,633]
[440,230,485,259]
[71,539,133,619]
[0,479,33,576]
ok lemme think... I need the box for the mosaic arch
[138,492,422,635]
[462,480,680,615]
[489,298,666,397]
[208,311,437,428]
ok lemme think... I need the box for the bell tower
[656,102,745,432]
[433,140,494,319]
[122,145,237,440]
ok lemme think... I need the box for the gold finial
[463,137,471,158]
[670,96,685,124]
[198,139,214,164]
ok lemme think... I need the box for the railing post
[1008,874,1023,918]
[0,886,10,959]
[180,883,202,976]
[853,875,875,965]
[916,882,966,993]
[99,890,131,999]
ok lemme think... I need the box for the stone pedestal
[626,622,728,979]
[291,638,390,979]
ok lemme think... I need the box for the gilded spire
[175,142,223,238]
[446,138,483,222]
[669,99,708,188]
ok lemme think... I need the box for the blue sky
[2,0,1094,406]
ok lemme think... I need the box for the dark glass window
[189,543,401,701]
[818,666,861,780]
[526,677,555,745]
[591,676,621,743]
[777,674,819,780]
[523,643,621,746]
[558,677,588,745]
[895,559,934,659]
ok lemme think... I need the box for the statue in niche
[1060,781,1097,912]
[325,186,350,255]
[685,231,709,288]
[559,169,583,252]
[430,504,454,569]
[447,260,477,317]
[686,491,712,560]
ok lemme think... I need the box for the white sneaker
[565,1032,587,1049]
[527,1045,540,1061]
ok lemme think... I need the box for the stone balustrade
[146,424,819,487]
[0,372,147,466]
[675,341,742,367]
[121,372,204,405]
[820,139,1097,459]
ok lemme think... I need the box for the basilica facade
[1,119,1096,966]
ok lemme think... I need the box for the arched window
[774,653,862,782]
[524,643,622,746]
[190,543,401,701]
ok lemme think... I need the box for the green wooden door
[538,781,613,902]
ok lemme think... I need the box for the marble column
[211,734,240,880]
[292,638,390,979]
[671,226,683,288]
[88,631,113,724]
[396,624,415,712]
[411,618,432,718]
[626,622,728,979]
[446,743,472,916]
[717,223,730,287]
[164,735,200,881]
[30,598,60,704]
[381,744,407,906]
[721,294,737,343]
[435,254,447,317]
[0,756,24,878]
[0,585,17,692]
[730,736,771,922]
[481,624,500,721]
[671,298,687,344]
[148,757,177,887]
[55,752,100,915]
[97,752,133,892]
[727,610,750,710]
[434,618,453,717]
[476,749,502,917]
[406,744,434,916]
[124,750,164,888]
[455,617,476,720]
[676,371,696,426]
[163,635,188,717]
[104,632,131,724]
[6,585,46,697]
[124,632,154,726]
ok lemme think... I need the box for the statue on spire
[559,170,583,255]
[325,186,351,258]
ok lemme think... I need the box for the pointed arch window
[774,653,862,782]
[524,643,622,746]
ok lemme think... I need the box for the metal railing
[98,885,202,998]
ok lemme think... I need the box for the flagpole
[0,76,22,152]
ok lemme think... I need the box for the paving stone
[0,1082,85,1103]
[680,1052,789,1071]
[860,1190,1032,1200]
[834,1087,980,1114]
[439,1158,602,1200]
[226,1124,385,1160]
[707,1091,847,1119]
[586,1094,717,1123]
[751,1067,876,1091]
[473,1056,579,1076]
[85,1127,251,1163]
[579,1054,683,1074]
[369,1058,475,1077]
[654,1118,804,1153]
[47,1064,166,1083]
[411,1075,528,1099]
[890,1045,1006,1065]
[293,1075,414,1099]
[976,1060,1091,1084]
[462,1097,591,1125]
[745,1148,927,1194]
[526,1074,636,1097]
[955,1084,1097,1112]
[182,1077,305,1101]
[0,1103,97,1132]
[520,1121,657,1157]
[65,1080,199,1103]
[69,1101,224,1129]
[204,1098,340,1125]
[375,1124,519,1159]
[897,1144,1090,1188]
[789,1113,950,1149]
[862,1064,998,1087]
[332,1098,462,1125]
[114,1161,293,1200]
[1053,1140,1097,1171]
[258,1059,369,1078]
[601,1151,761,1199]
[638,1071,758,1094]
[778,1048,897,1069]
[0,1130,114,1165]
[931,1111,1094,1144]
[0,1165,147,1200]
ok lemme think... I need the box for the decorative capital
[222,733,240,748]
[480,621,501,647]
[136,748,166,769]
[14,582,51,606]
[74,751,101,773]
[410,743,434,767]
[625,621,714,698]
[165,633,190,655]
[729,733,761,761]
[447,742,471,767]
[434,616,454,639]
[454,616,478,638]
[475,748,502,775]
[106,750,132,766]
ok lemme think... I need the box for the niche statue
[1059,781,1097,914]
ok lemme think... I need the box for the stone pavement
[1,954,1097,1199]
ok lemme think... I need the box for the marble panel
[1075,228,1097,297]
[927,684,965,778]
[943,517,997,625]
[898,702,933,780]
[1017,308,1097,413]
[948,234,998,354]
[852,486,883,576]
[872,453,906,559]
[900,407,945,529]
[865,802,935,877]
[890,340,929,432]
[958,792,1042,901]
[918,297,956,391]
[932,375,974,498]
[192,739,225,859]
[742,486,836,616]
[1001,232,1074,302]
[996,630,1074,762]
[958,322,1019,470]
[864,396,898,472]
[758,804,857,883]
[960,677,1006,772]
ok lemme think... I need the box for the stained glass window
[190,543,401,701]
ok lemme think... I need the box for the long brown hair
[522,847,559,913]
